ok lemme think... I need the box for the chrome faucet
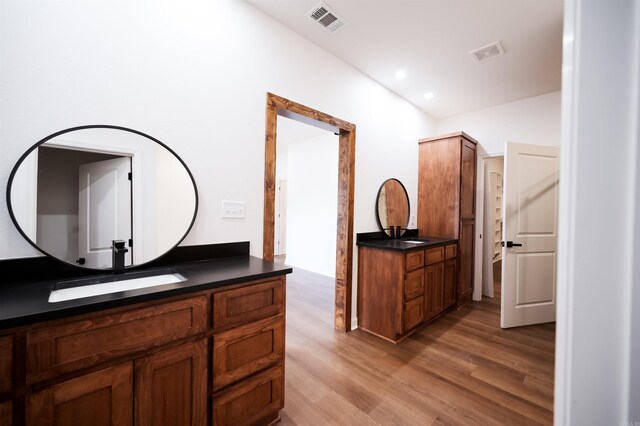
[112,240,128,274]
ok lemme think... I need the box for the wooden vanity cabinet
[5,275,287,426]
[418,132,477,307]
[358,244,457,342]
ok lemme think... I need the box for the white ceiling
[245,0,564,118]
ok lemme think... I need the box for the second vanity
[0,244,291,426]
[357,237,458,343]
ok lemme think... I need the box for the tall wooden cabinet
[418,132,477,307]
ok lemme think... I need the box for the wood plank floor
[280,263,555,425]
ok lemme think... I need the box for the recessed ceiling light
[395,70,406,80]
[424,92,434,100]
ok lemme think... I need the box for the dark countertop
[0,255,292,330]
[357,236,458,252]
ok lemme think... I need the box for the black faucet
[112,240,128,274]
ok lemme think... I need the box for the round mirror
[6,125,198,271]
[376,178,410,238]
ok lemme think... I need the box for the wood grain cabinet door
[444,259,457,309]
[458,219,475,302]
[433,262,445,314]
[212,364,284,426]
[26,363,133,426]
[460,139,477,220]
[134,339,207,426]
[424,264,437,321]
[213,316,284,392]
[0,336,12,394]
[0,400,11,426]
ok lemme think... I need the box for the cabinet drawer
[403,297,424,331]
[404,269,425,301]
[26,362,133,426]
[213,278,284,332]
[26,295,208,383]
[425,247,444,265]
[212,364,284,426]
[405,250,425,271]
[445,244,457,259]
[0,336,12,394]
[213,316,284,391]
[0,400,11,426]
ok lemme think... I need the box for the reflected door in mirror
[8,125,198,271]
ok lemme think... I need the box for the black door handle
[501,241,522,248]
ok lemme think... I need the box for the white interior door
[501,142,559,328]
[78,157,132,268]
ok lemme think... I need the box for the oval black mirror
[6,125,198,271]
[375,178,410,238]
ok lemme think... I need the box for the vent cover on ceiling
[306,2,348,33]
[469,41,505,62]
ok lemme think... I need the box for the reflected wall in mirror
[7,125,198,271]
[376,178,410,238]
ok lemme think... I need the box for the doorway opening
[481,155,504,300]
[263,93,356,332]
[273,117,338,278]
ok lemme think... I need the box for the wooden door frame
[263,93,356,332]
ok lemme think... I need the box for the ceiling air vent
[306,2,348,33]
[469,41,505,62]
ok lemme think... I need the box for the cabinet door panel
[0,401,11,426]
[424,264,437,321]
[444,259,457,309]
[213,278,284,332]
[0,336,12,394]
[135,339,207,426]
[213,316,284,391]
[26,363,133,426]
[404,269,425,301]
[27,296,208,383]
[403,297,424,331]
[434,262,445,314]
[460,139,477,220]
[213,365,284,426]
[458,220,475,304]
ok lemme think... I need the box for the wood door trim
[263,93,355,332]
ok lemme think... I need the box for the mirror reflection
[376,178,410,238]
[8,126,198,270]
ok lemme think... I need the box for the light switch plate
[222,201,246,219]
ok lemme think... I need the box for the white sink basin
[49,271,186,303]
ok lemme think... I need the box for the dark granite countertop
[0,255,292,330]
[356,236,458,252]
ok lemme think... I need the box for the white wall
[555,0,640,424]
[437,91,562,155]
[0,0,436,326]
[285,133,338,277]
